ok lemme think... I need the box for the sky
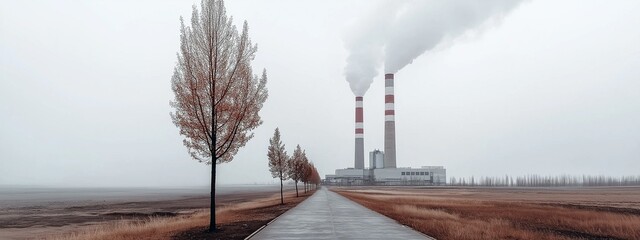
[1,0,639,187]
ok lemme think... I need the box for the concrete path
[250,187,431,240]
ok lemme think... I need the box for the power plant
[326,74,446,185]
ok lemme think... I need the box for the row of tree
[449,174,640,187]
[268,128,321,204]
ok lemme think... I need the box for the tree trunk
[209,158,216,232]
[280,177,284,205]
[295,180,298,197]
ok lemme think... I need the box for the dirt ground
[335,186,640,210]
[0,185,301,240]
[172,192,311,240]
[333,186,640,240]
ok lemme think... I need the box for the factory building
[369,149,384,169]
[324,165,446,185]
[372,166,446,184]
[324,73,446,185]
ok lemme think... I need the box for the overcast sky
[1,0,639,187]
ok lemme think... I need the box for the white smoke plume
[343,0,524,95]
[343,2,403,97]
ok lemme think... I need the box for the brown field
[333,186,640,240]
[50,190,312,240]
[0,186,311,240]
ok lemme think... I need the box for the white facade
[369,150,384,169]
[373,166,446,184]
[335,168,368,179]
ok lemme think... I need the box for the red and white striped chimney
[354,96,365,169]
[384,74,397,168]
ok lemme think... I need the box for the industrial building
[325,73,446,185]
[325,151,446,185]
[369,149,384,169]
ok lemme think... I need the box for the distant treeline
[449,175,640,187]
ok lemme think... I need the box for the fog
[1,0,639,187]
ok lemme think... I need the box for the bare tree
[449,174,640,187]
[302,161,320,191]
[169,0,267,232]
[309,163,321,189]
[300,153,310,192]
[287,145,304,197]
[268,128,288,204]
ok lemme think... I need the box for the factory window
[426,172,430,175]
[420,172,425,175]
[411,172,415,175]
[401,172,405,175]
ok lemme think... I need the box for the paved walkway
[250,187,431,240]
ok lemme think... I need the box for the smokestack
[384,74,396,168]
[354,96,364,169]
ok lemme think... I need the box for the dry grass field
[333,186,640,240]
[47,190,311,240]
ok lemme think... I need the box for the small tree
[287,145,304,197]
[169,0,267,233]
[268,128,288,204]
[307,162,320,190]
[300,153,310,192]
